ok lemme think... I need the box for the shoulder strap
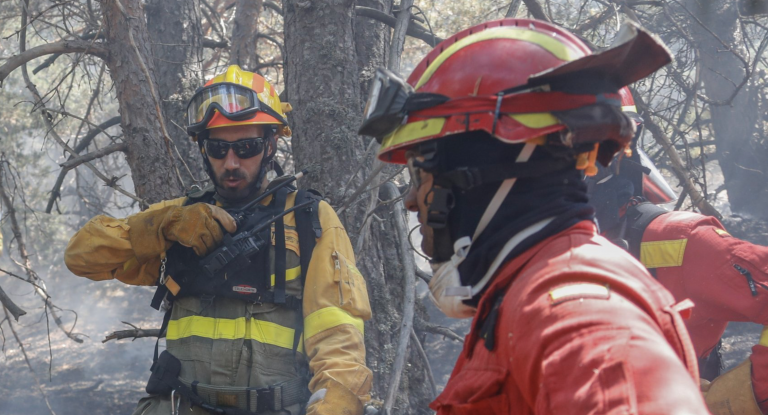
[624,201,669,260]
[273,188,289,304]
[292,189,322,353]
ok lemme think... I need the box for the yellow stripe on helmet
[509,113,560,129]
[415,27,582,90]
[379,118,446,155]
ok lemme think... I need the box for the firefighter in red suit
[359,18,709,414]
[588,88,768,415]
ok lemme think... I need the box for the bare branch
[633,90,722,219]
[203,37,229,48]
[415,268,431,284]
[521,0,551,22]
[45,116,122,213]
[102,321,162,343]
[416,319,464,343]
[356,6,442,48]
[59,142,127,170]
[2,308,56,415]
[263,0,281,14]
[506,0,523,17]
[410,328,437,399]
[0,163,84,343]
[383,183,417,415]
[0,40,107,84]
[0,285,27,321]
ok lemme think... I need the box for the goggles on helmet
[186,82,287,135]
[359,68,414,138]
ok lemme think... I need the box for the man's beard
[215,168,253,201]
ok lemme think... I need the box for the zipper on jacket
[734,264,759,297]
[334,253,344,305]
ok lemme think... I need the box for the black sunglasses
[204,137,265,159]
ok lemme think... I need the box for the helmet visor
[186,83,261,134]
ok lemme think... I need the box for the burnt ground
[0,274,161,415]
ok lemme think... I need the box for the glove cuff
[127,206,177,264]
[305,379,364,415]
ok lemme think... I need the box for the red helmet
[370,19,672,167]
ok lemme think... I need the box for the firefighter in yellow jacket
[65,65,372,415]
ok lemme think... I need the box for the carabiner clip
[159,257,168,286]
[170,389,180,415]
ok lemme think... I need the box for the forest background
[0,0,767,414]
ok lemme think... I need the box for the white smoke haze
[1,0,768,413]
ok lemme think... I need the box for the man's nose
[223,148,240,170]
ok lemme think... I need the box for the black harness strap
[292,190,321,353]
[152,307,174,365]
[273,188,288,304]
[623,201,668,261]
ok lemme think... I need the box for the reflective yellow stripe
[550,283,609,301]
[270,265,301,286]
[304,307,364,339]
[379,118,446,153]
[760,326,768,347]
[640,239,688,268]
[510,113,560,128]
[167,316,296,350]
[415,27,581,90]
[622,105,638,113]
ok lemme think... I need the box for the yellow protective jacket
[65,190,372,413]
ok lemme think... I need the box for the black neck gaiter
[455,168,594,304]
[430,131,594,304]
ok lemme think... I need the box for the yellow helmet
[186,65,292,137]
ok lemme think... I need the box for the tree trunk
[99,0,183,203]
[284,1,432,413]
[230,0,263,71]
[683,0,768,216]
[146,0,207,189]
[354,0,391,112]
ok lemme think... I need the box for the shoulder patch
[640,239,687,268]
[714,228,731,238]
[549,283,610,305]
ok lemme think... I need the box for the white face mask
[427,237,477,319]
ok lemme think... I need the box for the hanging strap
[152,307,173,364]
[273,189,288,304]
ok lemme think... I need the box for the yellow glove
[127,203,236,262]
[305,378,364,415]
[702,359,762,415]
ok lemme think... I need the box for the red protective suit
[641,211,768,412]
[430,221,708,415]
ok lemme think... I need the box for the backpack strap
[292,189,322,353]
[624,201,668,261]
[273,188,289,304]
